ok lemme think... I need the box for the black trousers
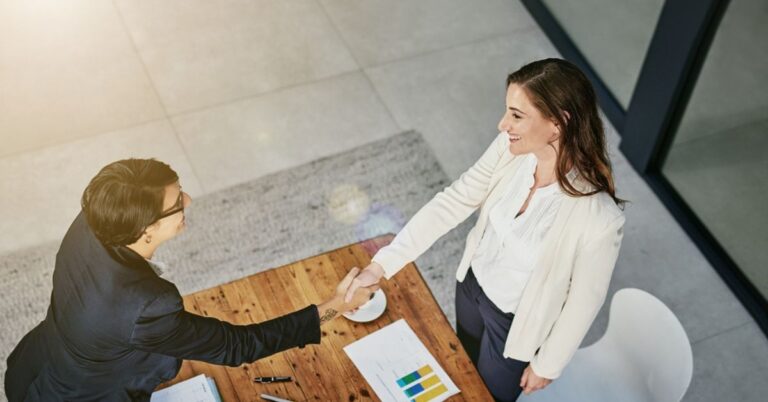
[456,268,528,402]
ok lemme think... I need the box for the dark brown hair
[81,158,178,246]
[507,58,624,206]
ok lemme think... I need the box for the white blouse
[471,153,567,314]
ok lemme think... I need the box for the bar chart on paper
[344,319,459,402]
[397,364,450,402]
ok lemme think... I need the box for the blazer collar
[106,244,152,271]
[498,150,594,194]
[75,211,153,272]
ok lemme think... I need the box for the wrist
[367,262,386,279]
[317,295,343,325]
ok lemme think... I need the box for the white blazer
[372,132,625,379]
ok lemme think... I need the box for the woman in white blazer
[345,58,626,401]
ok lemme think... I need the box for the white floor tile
[172,72,400,192]
[0,0,165,157]
[686,322,768,401]
[115,0,359,114]
[320,0,537,66]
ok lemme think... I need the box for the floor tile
[0,120,202,255]
[684,322,768,401]
[320,0,537,66]
[115,0,359,114]
[366,31,560,178]
[0,0,165,156]
[171,72,400,192]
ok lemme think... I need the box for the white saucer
[343,289,387,322]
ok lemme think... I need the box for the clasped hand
[343,262,385,304]
[336,266,381,311]
[318,264,384,324]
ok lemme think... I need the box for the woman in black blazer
[4,158,375,401]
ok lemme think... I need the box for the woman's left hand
[520,364,552,395]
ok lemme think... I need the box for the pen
[260,393,293,402]
[254,376,292,383]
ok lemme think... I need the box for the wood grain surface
[157,235,492,401]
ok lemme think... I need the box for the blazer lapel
[513,191,581,321]
[485,152,524,208]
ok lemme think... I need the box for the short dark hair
[81,158,179,246]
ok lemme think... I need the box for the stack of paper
[344,319,460,402]
[150,374,222,402]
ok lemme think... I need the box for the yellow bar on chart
[418,375,441,390]
[417,366,433,377]
[413,383,448,402]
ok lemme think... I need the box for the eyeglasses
[154,191,185,222]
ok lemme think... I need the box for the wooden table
[160,235,492,401]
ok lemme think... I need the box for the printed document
[150,374,221,402]
[344,319,460,402]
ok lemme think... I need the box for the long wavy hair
[507,58,624,206]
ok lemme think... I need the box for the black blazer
[4,213,321,401]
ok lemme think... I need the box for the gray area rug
[0,131,474,400]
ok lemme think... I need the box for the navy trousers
[456,268,528,402]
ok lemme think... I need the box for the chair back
[600,288,693,401]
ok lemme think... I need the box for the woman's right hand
[318,267,380,325]
[344,262,385,303]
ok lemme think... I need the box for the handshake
[317,262,387,324]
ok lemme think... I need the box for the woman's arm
[344,133,510,302]
[528,214,626,379]
[372,133,509,278]
[371,132,509,279]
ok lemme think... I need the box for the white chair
[518,288,693,402]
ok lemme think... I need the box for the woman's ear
[549,119,563,140]
[551,110,571,138]
[554,111,571,127]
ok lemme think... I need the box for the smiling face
[498,83,561,157]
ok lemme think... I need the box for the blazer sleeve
[372,132,509,279]
[129,289,321,366]
[529,213,626,379]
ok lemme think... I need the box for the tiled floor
[171,72,399,191]
[1,0,765,400]
[0,0,166,156]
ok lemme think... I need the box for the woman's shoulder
[576,191,625,230]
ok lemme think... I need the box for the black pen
[254,376,292,383]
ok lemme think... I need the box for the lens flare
[327,184,371,225]
[355,202,405,245]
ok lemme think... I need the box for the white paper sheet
[344,319,460,402]
[150,374,219,402]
